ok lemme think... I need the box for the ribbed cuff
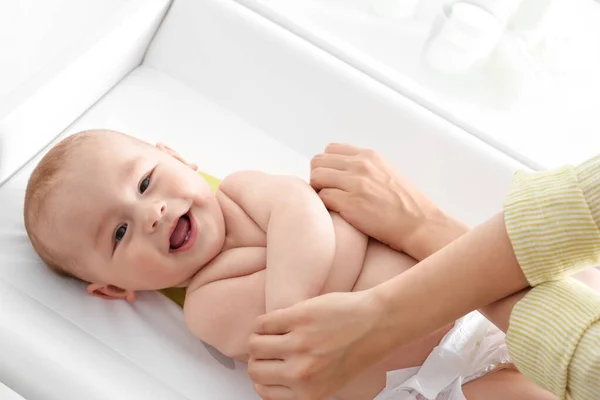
[575,155,600,232]
[568,321,600,400]
[506,279,600,399]
[505,165,600,286]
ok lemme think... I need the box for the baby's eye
[139,176,151,194]
[114,224,127,244]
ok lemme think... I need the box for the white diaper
[374,312,512,400]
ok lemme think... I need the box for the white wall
[145,0,527,225]
[0,0,172,185]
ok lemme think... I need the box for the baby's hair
[23,129,122,279]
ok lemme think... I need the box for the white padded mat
[0,382,25,400]
[0,66,310,399]
[0,1,533,397]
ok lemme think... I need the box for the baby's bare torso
[185,188,452,396]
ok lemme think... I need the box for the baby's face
[46,134,225,295]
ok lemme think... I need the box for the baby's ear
[156,143,198,171]
[87,283,136,302]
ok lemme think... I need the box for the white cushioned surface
[0,382,25,400]
[0,66,299,400]
[0,0,531,398]
[8,66,309,188]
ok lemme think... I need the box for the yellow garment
[159,171,222,308]
[504,155,600,400]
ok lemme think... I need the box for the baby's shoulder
[218,170,305,219]
[220,170,270,187]
[220,170,304,193]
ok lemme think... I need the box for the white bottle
[424,0,524,74]
[510,0,554,45]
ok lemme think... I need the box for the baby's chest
[189,246,267,290]
[220,197,266,249]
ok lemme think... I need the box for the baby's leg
[462,369,557,400]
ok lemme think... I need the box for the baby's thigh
[462,369,557,400]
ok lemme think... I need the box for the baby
[24,129,556,400]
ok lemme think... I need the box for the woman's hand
[247,290,387,400]
[310,143,467,260]
[247,215,528,400]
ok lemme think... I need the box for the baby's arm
[220,171,336,312]
[185,248,267,360]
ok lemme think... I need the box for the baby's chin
[164,256,216,289]
[169,276,194,288]
[170,266,204,288]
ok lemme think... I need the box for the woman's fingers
[324,142,361,156]
[248,291,384,400]
[248,334,293,360]
[310,168,353,191]
[248,359,288,385]
[311,152,377,176]
[255,309,294,335]
[310,153,352,171]
[253,383,295,400]
[317,188,349,213]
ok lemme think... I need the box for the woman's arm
[247,212,528,400]
[369,212,528,354]
[311,143,525,330]
[248,146,600,400]
[498,157,600,400]
[374,154,600,400]
[247,145,527,400]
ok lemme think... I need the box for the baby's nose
[147,202,166,232]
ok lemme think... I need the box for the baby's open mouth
[169,214,191,251]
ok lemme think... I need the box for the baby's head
[24,129,225,301]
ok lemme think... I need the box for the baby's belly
[352,239,416,292]
[322,212,422,294]
[323,212,424,295]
